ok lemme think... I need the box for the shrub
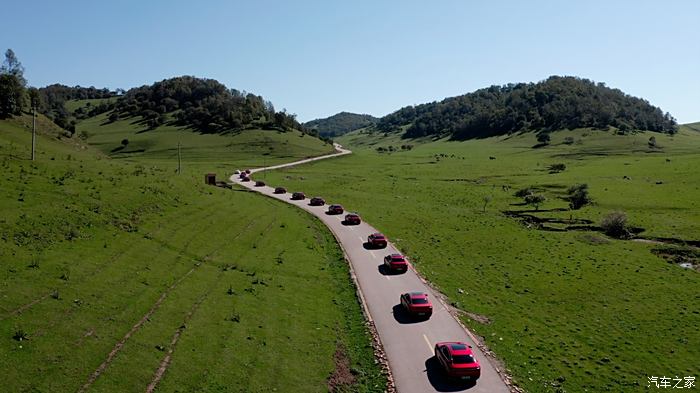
[537,132,551,144]
[563,136,575,145]
[514,187,535,198]
[548,163,566,173]
[601,211,630,238]
[568,183,592,210]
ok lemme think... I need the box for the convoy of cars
[237,172,481,385]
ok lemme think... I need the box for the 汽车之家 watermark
[648,376,695,389]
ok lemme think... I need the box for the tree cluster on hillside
[113,76,311,134]
[36,84,118,133]
[304,112,378,137]
[376,76,677,140]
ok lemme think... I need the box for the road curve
[230,144,511,393]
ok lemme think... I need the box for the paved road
[230,145,511,393]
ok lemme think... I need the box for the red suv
[367,233,387,248]
[241,176,250,182]
[328,204,344,214]
[274,187,287,194]
[384,254,408,273]
[434,342,481,380]
[291,192,305,200]
[400,292,432,318]
[310,197,325,206]
[344,213,361,225]
[245,169,251,174]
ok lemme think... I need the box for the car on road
[241,176,250,182]
[291,192,306,200]
[310,197,325,206]
[245,169,251,174]
[255,180,265,187]
[239,172,247,179]
[328,204,344,214]
[434,342,481,380]
[274,187,287,194]
[367,233,387,248]
[384,253,408,273]
[400,292,432,318]
[344,213,361,225]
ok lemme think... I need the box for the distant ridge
[305,112,378,137]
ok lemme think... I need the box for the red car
[239,172,247,179]
[400,292,432,318]
[241,176,250,182]
[344,213,361,225]
[245,169,251,174]
[328,204,344,214]
[434,342,481,380]
[255,180,265,187]
[310,197,325,206]
[291,192,305,200]
[384,254,408,273]
[274,187,287,194]
[367,233,387,248]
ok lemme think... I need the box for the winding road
[230,145,512,393]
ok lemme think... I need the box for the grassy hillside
[0,117,384,392]
[76,111,335,172]
[262,128,700,393]
[305,112,378,137]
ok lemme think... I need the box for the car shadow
[378,264,406,276]
[392,304,424,324]
[341,220,359,226]
[425,356,477,392]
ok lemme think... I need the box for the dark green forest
[305,112,378,137]
[376,76,677,140]
[114,76,311,134]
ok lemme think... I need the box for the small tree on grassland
[601,211,630,238]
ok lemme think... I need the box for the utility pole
[177,141,181,174]
[31,106,36,161]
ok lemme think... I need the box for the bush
[548,163,566,173]
[601,211,630,238]
[568,183,592,210]
[514,187,535,198]
[563,136,575,145]
[537,132,551,144]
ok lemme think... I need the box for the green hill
[376,76,677,140]
[304,112,378,137]
[0,115,384,392]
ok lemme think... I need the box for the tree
[0,74,24,117]
[525,194,546,211]
[121,138,129,147]
[482,195,492,212]
[536,132,551,145]
[1,49,26,86]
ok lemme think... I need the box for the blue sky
[1,0,698,123]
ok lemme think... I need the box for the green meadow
[263,126,700,393]
[0,116,384,392]
[77,111,335,173]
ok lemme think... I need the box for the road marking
[358,236,364,242]
[423,334,432,352]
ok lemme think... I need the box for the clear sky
[1,0,698,123]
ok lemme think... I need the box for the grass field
[262,126,700,393]
[76,110,336,174]
[0,116,384,392]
